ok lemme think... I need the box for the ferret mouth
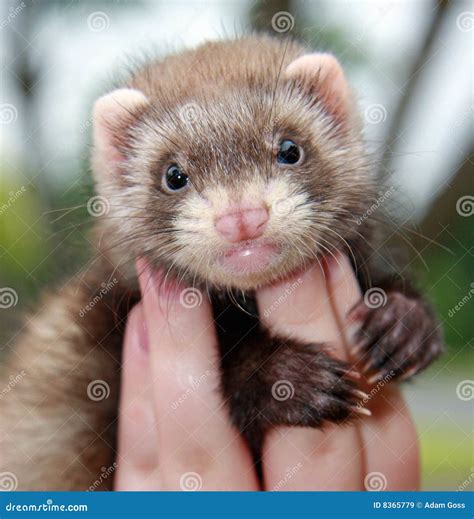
[217,240,283,275]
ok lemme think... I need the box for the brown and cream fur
[0,35,443,490]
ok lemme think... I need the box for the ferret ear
[92,88,149,178]
[285,53,350,124]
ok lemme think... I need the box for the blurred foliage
[420,423,473,490]
[250,0,366,65]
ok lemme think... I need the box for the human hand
[114,254,419,490]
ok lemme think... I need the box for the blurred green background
[1,0,472,490]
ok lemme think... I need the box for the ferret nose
[214,206,269,243]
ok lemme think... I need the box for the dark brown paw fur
[220,331,370,458]
[349,289,444,384]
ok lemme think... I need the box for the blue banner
[0,492,472,519]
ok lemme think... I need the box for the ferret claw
[350,405,372,417]
[367,372,385,385]
[350,388,369,401]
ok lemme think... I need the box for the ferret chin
[0,34,444,490]
[203,240,289,289]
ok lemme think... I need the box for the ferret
[0,35,443,490]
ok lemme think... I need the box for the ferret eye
[164,164,189,191]
[277,140,301,165]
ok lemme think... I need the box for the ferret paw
[349,290,444,385]
[259,345,371,428]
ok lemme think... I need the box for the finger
[324,253,420,490]
[136,259,258,491]
[257,264,365,490]
[115,303,160,490]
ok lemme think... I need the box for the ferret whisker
[323,226,358,269]
[399,227,453,255]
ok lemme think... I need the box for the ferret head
[92,48,375,290]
